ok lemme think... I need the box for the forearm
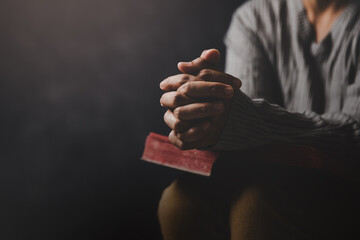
[214,90,360,158]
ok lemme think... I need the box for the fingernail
[214,103,223,112]
[224,87,233,96]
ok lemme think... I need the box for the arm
[216,47,360,181]
[214,87,360,159]
[215,6,360,160]
[160,4,360,181]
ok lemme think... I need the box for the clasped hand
[160,49,242,150]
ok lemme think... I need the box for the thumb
[200,48,220,65]
[177,49,220,74]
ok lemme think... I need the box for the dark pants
[158,157,360,240]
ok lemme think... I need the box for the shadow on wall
[0,0,244,239]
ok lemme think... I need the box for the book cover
[141,132,219,176]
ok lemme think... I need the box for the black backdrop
[0,0,245,239]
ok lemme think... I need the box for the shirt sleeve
[214,4,360,159]
[223,3,283,106]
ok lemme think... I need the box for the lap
[220,158,360,239]
[159,157,360,239]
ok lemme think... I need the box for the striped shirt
[214,0,360,159]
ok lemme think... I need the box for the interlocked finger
[175,121,211,143]
[163,110,200,132]
[160,91,195,109]
[168,130,193,150]
[174,101,224,121]
[197,69,242,89]
[160,74,200,91]
[177,81,234,99]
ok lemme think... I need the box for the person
[158,0,360,239]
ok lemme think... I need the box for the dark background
[0,0,245,239]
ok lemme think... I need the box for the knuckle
[180,130,193,142]
[169,134,176,145]
[177,132,186,141]
[199,104,208,113]
[187,127,197,137]
[198,69,212,79]
[178,82,190,95]
[172,93,182,106]
[210,84,219,93]
[200,69,211,75]
[181,74,191,83]
[175,140,185,150]
[173,119,183,131]
[213,102,224,112]
[173,107,181,118]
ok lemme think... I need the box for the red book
[142,132,219,176]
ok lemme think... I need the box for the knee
[230,183,268,220]
[158,180,178,222]
[237,183,265,205]
[158,177,230,240]
[158,179,202,239]
[158,179,195,226]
